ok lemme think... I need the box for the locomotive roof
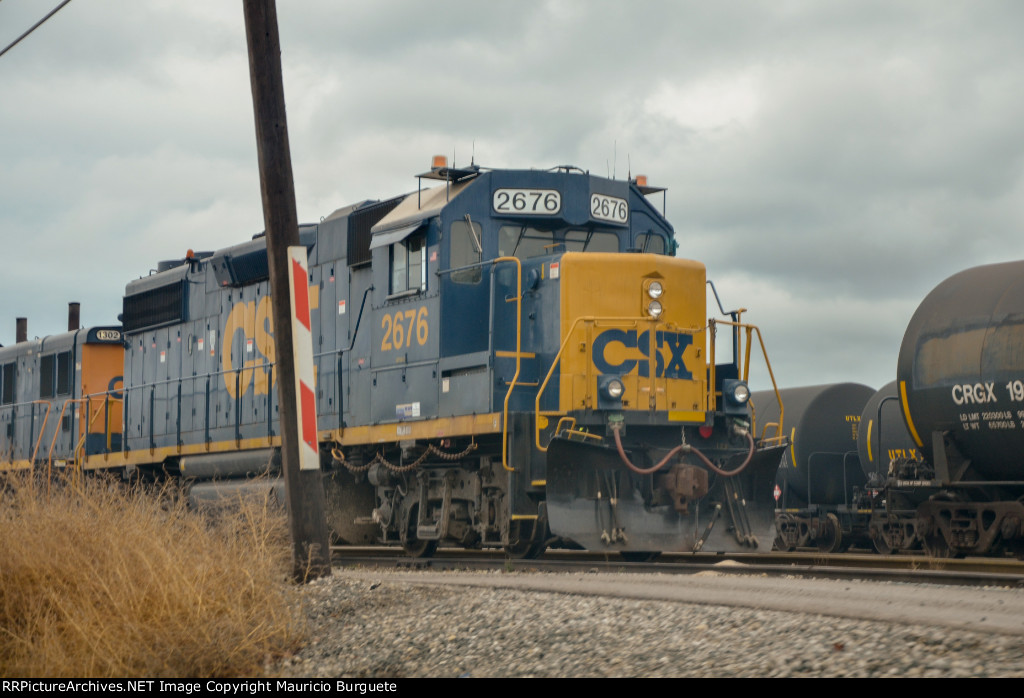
[0,326,122,362]
[371,180,473,235]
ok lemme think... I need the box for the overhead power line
[0,0,75,60]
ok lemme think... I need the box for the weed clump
[0,475,305,677]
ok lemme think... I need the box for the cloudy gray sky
[2,1,1023,392]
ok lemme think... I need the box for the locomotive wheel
[401,505,438,558]
[619,551,662,562]
[401,538,438,558]
[816,513,843,554]
[504,520,546,559]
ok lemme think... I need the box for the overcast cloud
[2,0,1023,391]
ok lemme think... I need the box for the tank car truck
[104,157,787,557]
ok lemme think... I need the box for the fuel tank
[897,260,1024,481]
[752,383,873,507]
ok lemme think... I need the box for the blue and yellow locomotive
[12,158,786,557]
[0,310,123,474]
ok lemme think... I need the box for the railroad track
[331,546,1024,588]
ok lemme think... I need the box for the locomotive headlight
[646,281,664,299]
[722,379,751,414]
[646,299,663,318]
[605,378,624,400]
[730,382,750,404]
[598,375,626,409]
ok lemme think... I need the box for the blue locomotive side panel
[120,202,423,456]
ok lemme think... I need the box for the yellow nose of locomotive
[556,252,708,418]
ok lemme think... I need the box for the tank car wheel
[921,534,958,559]
[774,534,795,553]
[619,551,662,563]
[816,513,843,554]
[872,536,894,555]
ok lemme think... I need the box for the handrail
[71,395,107,465]
[715,318,785,445]
[534,313,785,451]
[45,397,82,481]
[437,255,526,471]
[28,400,53,467]
[493,256,522,472]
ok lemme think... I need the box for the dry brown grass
[0,474,306,678]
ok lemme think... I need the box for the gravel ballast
[273,568,1024,678]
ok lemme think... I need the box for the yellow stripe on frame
[78,413,506,471]
[667,410,705,423]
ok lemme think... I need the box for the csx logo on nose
[592,329,692,379]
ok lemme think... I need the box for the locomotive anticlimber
[2,158,789,558]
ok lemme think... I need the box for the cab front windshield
[497,225,619,259]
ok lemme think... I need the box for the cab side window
[390,233,427,296]
[451,220,482,284]
[637,232,667,255]
[1,363,15,405]
[40,351,73,399]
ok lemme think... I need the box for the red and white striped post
[287,246,319,471]
[244,0,330,581]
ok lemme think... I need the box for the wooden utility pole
[242,0,331,581]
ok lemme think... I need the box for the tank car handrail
[897,380,924,449]
[805,450,859,508]
[866,394,903,466]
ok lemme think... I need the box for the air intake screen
[348,198,401,267]
[228,248,269,286]
[122,281,186,334]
